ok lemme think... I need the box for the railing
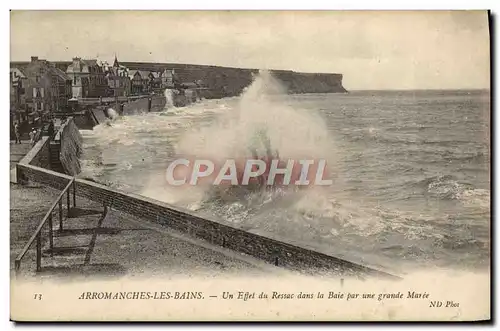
[14,177,77,276]
[77,95,153,105]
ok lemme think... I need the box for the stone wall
[18,137,51,169]
[72,111,97,130]
[16,162,398,279]
[90,108,107,125]
[58,118,83,176]
[122,95,167,115]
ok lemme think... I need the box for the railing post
[36,234,42,272]
[48,213,54,255]
[72,180,76,208]
[58,199,63,231]
[66,189,70,215]
[15,260,20,277]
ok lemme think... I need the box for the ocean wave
[456,188,491,209]
[78,85,490,270]
[410,174,490,209]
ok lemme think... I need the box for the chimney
[31,56,38,62]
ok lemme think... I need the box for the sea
[79,73,491,275]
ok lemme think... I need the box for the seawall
[122,94,167,115]
[58,119,83,176]
[87,91,198,118]
[15,118,399,279]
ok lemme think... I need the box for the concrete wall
[15,162,397,279]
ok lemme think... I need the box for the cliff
[122,62,348,97]
[270,70,347,94]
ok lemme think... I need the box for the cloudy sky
[10,10,490,90]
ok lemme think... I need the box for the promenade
[10,140,31,170]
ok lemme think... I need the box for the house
[21,57,52,119]
[148,71,162,91]
[160,69,175,88]
[66,57,109,98]
[129,70,152,95]
[10,67,27,123]
[49,67,73,111]
[104,56,131,97]
[20,56,72,122]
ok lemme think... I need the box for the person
[29,128,36,146]
[47,119,54,138]
[14,122,21,144]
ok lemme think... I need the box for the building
[49,67,73,111]
[159,68,182,89]
[10,68,27,123]
[19,56,73,123]
[104,56,131,97]
[129,70,152,95]
[148,71,162,91]
[21,57,52,120]
[160,69,174,88]
[66,57,109,98]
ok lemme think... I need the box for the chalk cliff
[122,62,348,98]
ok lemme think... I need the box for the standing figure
[14,122,21,144]
[29,129,35,147]
[48,120,55,139]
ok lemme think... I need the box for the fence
[14,178,76,275]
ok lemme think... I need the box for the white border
[3,1,497,329]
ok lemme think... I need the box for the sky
[10,10,490,90]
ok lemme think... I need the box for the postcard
[9,10,491,321]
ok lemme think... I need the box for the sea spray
[175,70,338,171]
[164,89,176,109]
[107,108,119,120]
[157,70,340,218]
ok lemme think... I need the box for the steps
[49,142,64,173]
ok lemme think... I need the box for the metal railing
[14,178,77,276]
